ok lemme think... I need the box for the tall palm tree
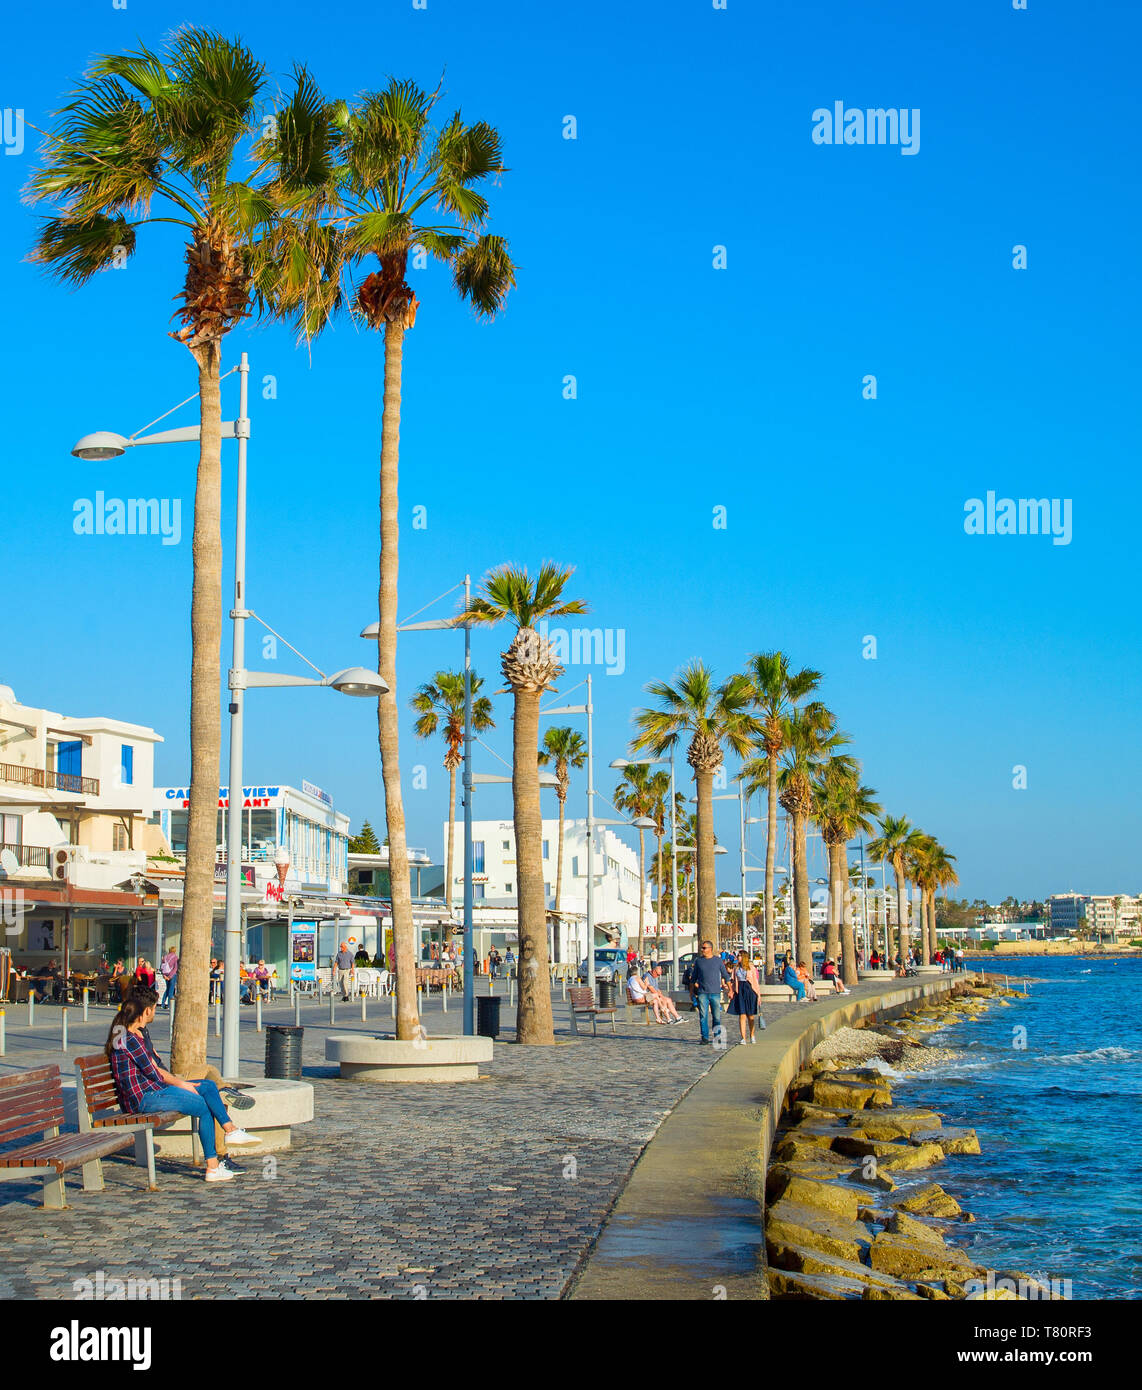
[537,726,586,954]
[930,843,959,959]
[642,769,672,949]
[633,664,760,951]
[261,72,515,1041]
[778,703,848,967]
[410,669,494,914]
[869,815,915,963]
[905,832,938,965]
[814,760,880,984]
[28,30,285,1074]
[612,763,656,955]
[464,563,586,1044]
[743,654,821,981]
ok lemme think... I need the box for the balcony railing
[0,842,51,869]
[0,762,99,796]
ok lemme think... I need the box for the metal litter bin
[476,995,502,1039]
[596,979,617,1010]
[265,1024,303,1080]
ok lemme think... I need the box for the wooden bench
[624,987,653,1025]
[75,1053,198,1182]
[0,1064,140,1209]
[568,986,617,1036]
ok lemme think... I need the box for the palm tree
[537,726,586,950]
[743,654,821,981]
[633,664,760,951]
[778,703,848,967]
[905,833,938,965]
[464,563,586,1044]
[815,761,880,985]
[869,815,915,963]
[642,769,672,950]
[410,669,494,915]
[27,30,287,1074]
[261,74,515,1042]
[930,843,959,959]
[612,763,657,955]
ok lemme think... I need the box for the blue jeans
[783,974,807,1000]
[139,1080,230,1162]
[694,991,723,1043]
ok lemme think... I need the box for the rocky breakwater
[765,979,1044,1300]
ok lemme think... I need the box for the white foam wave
[1049,1045,1136,1065]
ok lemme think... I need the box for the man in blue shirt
[688,940,731,1045]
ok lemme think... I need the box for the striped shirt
[109,1029,166,1113]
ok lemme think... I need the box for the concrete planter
[153,1078,314,1158]
[914,965,945,976]
[858,969,894,981]
[325,1033,493,1082]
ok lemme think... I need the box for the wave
[1048,1045,1137,1065]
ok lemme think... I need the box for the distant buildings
[1046,892,1140,939]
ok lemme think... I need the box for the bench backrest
[0,1064,65,1144]
[568,986,595,1009]
[75,1053,121,1119]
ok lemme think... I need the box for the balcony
[0,842,51,869]
[0,761,99,796]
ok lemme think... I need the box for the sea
[891,955,1142,1300]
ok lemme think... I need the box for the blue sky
[1,0,1138,901]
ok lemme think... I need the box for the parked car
[577,948,629,981]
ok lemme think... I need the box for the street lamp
[76,354,387,1079]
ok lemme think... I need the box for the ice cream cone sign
[274,847,290,888]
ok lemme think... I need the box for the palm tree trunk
[793,811,812,967]
[445,764,456,913]
[172,341,223,1076]
[918,885,930,964]
[824,839,842,966]
[695,769,718,949]
[840,861,858,987]
[636,826,646,956]
[379,321,417,1041]
[894,855,910,963]
[513,687,553,1043]
[764,759,777,981]
[554,790,566,919]
[928,894,937,961]
[654,832,663,956]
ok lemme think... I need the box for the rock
[765,1198,873,1264]
[889,1183,962,1218]
[914,1281,952,1300]
[765,1170,859,1220]
[851,1110,943,1140]
[878,1141,945,1172]
[768,1267,867,1300]
[766,1239,906,1293]
[912,1127,980,1155]
[887,1210,947,1249]
[812,1078,893,1110]
[863,1284,926,1300]
[831,1067,894,1086]
[965,1286,1023,1300]
[790,1069,816,1099]
[772,1136,842,1165]
[832,1135,911,1160]
[857,1206,892,1224]
[847,1166,897,1192]
[868,1233,985,1281]
[791,1101,855,1123]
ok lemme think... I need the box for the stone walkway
[0,985,803,1300]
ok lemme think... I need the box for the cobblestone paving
[0,986,802,1300]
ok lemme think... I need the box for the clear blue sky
[1,0,1138,901]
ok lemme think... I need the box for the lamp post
[75,354,389,1079]
[610,750,680,987]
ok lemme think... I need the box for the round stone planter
[914,965,945,976]
[858,969,894,981]
[325,1033,493,1082]
[152,1077,314,1159]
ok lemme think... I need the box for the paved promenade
[0,984,802,1300]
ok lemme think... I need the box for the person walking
[689,939,731,1045]
[158,948,179,1010]
[334,942,354,1001]
[727,949,765,1043]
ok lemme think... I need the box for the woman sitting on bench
[105,994,260,1183]
[627,966,682,1024]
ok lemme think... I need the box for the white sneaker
[750,1035,757,1044]
[205,1164,236,1182]
[224,1128,261,1147]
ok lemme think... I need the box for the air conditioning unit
[53,846,76,882]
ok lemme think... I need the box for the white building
[443,816,658,962]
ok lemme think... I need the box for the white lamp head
[328,667,389,697]
[72,431,129,461]
[360,622,380,639]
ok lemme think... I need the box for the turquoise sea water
[892,956,1142,1300]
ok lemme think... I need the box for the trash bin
[265,1024,304,1080]
[596,979,617,1010]
[476,995,502,1039]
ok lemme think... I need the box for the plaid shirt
[110,1028,166,1113]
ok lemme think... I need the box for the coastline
[766,980,1043,1299]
